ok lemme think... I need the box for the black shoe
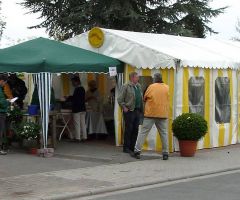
[70,139,78,143]
[162,154,169,160]
[131,151,141,159]
[123,148,131,153]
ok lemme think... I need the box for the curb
[42,166,240,200]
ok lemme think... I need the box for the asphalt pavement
[78,171,240,200]
[1,143,240,200]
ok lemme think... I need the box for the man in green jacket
[0,74,9,155]
[118,72,143,153]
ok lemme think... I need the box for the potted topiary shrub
[172,113,208,157]
[13,121,41,154]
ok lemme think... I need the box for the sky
[0,0,240,47]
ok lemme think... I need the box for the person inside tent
[7,74,27,109]
[3,82,13,100]
[69,76,87,142]
[85,80,101,112]
[0,74,9,155]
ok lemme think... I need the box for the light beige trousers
[73,112,87,140]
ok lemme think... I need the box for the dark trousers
[0,113,6,148]
[123,110,140,151]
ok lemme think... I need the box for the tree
[0,1,6,41]
[21,0,225,40]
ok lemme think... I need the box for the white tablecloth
[86,112,108,135]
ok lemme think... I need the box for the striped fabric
[116,65,238,152]
[115,64,175,152]
[32,73,52,149]
[114,73,124,146]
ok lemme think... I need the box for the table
[57,110,73,141]
[86,111,108,135]
[23,112,57,148]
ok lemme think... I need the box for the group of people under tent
[0,71,169,160]
[64,71,170,160]
[60,77,106,142]
[0,72,110,154]
[0,73,28,155]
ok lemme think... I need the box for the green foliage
[172,113,208,141]
[31,85,56,105]
[13,121,41,141]
[6,106,23,123]
[21,0,226,40]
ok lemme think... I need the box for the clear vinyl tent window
[215,77,231,124]
[188,77,205,116]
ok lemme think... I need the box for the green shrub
[13,121,41,141]
[172,113,208,141]
[7,106,23,123]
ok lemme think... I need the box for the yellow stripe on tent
[228,69,233,145]
[98,74,106,97]
[160,68,168,83]
[182,67,189,113]
[219,124,225,146]
[203,68,211,148]
[218,69,225,146]
[118,105,123,145]
[125,64,135,82]
[61,73,70,96]
[142,68,151,76]
[218,70,223,77]
[87,73,95,82]
[193,67,200,77]
[142,68,151,150]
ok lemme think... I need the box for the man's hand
[123,106,129,113]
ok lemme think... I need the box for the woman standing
[85,80,100,112]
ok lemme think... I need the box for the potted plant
[7,106,23,123]
[13,121,41,154]
[172,113,208,157]
[5,106,23,148]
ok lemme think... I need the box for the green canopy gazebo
[0,37,123,149]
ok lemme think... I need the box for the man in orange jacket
[133,73,169,160]
[3,83,13,99]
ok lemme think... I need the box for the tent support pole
[173,59,181,152]
[173,59,180,119]
[237,70,239,143]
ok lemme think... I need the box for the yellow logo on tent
[88,27,104,48]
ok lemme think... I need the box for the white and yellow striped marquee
[65,27,240,152]
[114,64,239,153]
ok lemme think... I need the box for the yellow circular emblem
[88,27,104,48]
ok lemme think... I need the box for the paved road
[79,171,240,200]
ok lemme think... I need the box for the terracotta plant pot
[29,148,38,155]
[178,140,198,157]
